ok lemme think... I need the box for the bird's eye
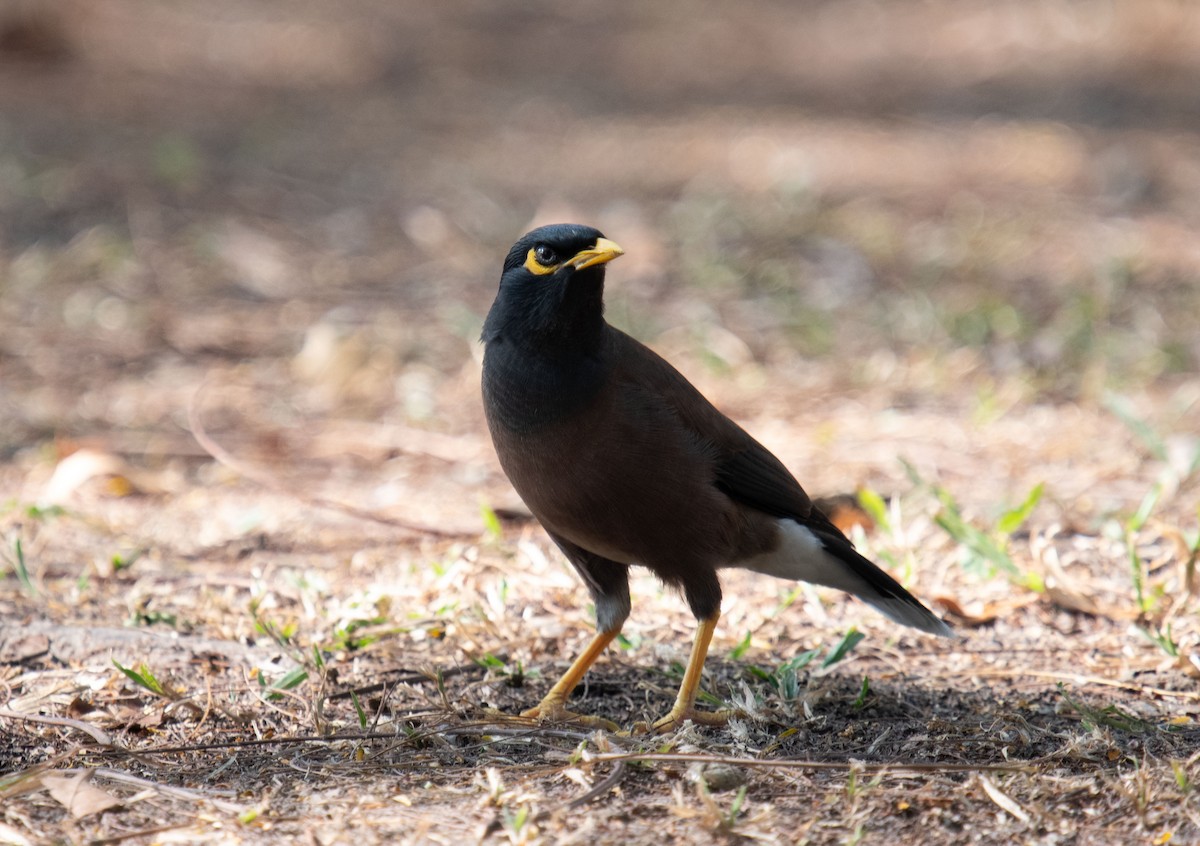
[534,245,557,266]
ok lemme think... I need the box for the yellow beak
[568,238,624,271]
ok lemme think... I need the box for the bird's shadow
[484,653,1195,769]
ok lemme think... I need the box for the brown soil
[2,2,1199,844]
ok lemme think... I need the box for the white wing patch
[737,520,861,591]
[736,519,952,636]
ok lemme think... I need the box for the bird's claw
[632,707,737,735]
[520,698,620,732]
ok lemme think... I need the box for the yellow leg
[644,612,733,734]
[521,629,620,730]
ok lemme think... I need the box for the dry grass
[3,1,1200,843]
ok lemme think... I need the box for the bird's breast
[485,364,776,573]
[482,341,609,435]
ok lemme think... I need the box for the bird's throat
[482,336,609,436]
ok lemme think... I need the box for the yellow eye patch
[522,239,624,277]
[524,248,560,276]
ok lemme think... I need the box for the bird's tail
[738,519,953,637]
[814,529,954,637]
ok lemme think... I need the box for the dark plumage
[482,223,951,732]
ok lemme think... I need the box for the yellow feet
[520,696,619,731]
[518,628,621,731]
[630,705,735,735]
[631,611,729,734]
[512,612,737,735]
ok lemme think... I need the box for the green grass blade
[822,628,864,668]
[856,487,891,534]
[112,659,168,697]
[1104,393,1168,461]
[997,482,1044,535]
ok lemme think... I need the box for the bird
[480,223,952,733]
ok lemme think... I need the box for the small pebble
[689,763,748,792]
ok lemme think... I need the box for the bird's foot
[520,697,619,732]
[632,706,737,735]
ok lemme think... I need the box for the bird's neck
[535,277,606,353]
[481,268,611,432]
[483,271,607,357]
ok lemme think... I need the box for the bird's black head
[482,223,624,353]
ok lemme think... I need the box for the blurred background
[5,7,1200,839]
[1,0,1198,522]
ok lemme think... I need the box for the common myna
[481,223,951,732]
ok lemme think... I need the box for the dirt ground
[2,1,1200,844]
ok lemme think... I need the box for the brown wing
[607,328,849,542]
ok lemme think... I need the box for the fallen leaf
[0,821,36,846]
[1180,653,1200,679]
[65,697,95,718]
[40,449,131,504]
[935,592,1044,626]
[978,774,1031,824]
[933,595,1000,626]
[813,493,875,535]
[1043,582,1103,616]
[42,772,122,819]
